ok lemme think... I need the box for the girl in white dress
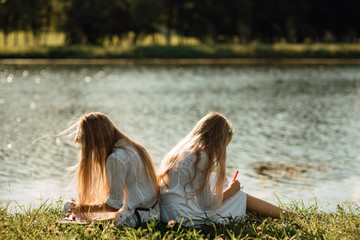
[63,112,159,227]
[158,112,294,227]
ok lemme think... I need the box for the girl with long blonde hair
[158,112,295,226]
[63,112,159,226]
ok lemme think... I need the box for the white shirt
[105,140,159,226]
[160,151,247,226]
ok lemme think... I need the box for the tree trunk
[237,19,251,44]
[286,18,297,43]
[166,27,171,45]
[4,33,8,47]
[132,33,137,45]
[14,32,18,47]
[206,22,217,43]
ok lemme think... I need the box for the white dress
[105,140,160,226]
[160,152,247,227]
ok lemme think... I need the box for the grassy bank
[1,43,360,59]
[1,199,359,239]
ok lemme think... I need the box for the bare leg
[246,194,292,218]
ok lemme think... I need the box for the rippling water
[1,64,359,210]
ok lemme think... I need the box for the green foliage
[2,43,360,59]
[1,199,359,239]
[0,0,52,45]
[1,0,360,46]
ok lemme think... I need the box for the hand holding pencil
[226,170,241,194]
[223,170,242,201]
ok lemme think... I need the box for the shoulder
[109,145,139,165]
[196,152,209,169]
[182,151,208,167]
[187,151,207,161]
[106,148,132,173]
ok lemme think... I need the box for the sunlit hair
[158,112,234,208]
[74,112,159,207]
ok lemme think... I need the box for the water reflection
[0,64,359,209]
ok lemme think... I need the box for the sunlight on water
[0,64,359,210]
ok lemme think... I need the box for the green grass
[1,199,359,239]
[1,31,360,59]
[1,43,360,59]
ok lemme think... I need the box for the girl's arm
[193,157,218,210]
[105,154,127,210]
[70,202,118,213]
[70,154,127,214]
[223,180,240,202]
[194,170,216,210]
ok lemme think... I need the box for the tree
[129,0,161,44]
[0,0,19,46]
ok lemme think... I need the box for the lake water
[1,63,360,210]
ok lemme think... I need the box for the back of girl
[158,112,296,227]
[63,112,160,226]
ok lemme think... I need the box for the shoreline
[1,58,360,65]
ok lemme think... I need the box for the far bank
[2,58,360,65]
[1,44,360,60]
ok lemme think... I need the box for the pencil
[232,170,239,182]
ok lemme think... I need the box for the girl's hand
[69,201,78,213]
[228,180,241,194]
[223,180,241,202]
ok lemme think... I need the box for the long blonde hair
[74,112,159,207]
[158,112,234,208]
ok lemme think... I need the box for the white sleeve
[192,156,218,210]
[105,154,126,209]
